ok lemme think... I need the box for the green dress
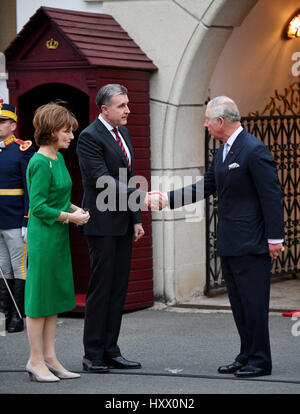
[25,152,76,317]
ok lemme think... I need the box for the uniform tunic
[0,138,34,229]
[25,152,76,317]
[0,136,34,280]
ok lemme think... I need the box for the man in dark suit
[77,84,146,373]
[158,96,284,378]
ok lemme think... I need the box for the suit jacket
[168,129,284,256]
[76,117,142,236]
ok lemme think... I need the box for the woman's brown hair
[33,102,78,146]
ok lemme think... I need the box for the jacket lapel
[94,118,131,171]
[223,129,247,168]
[214,145,226,190]
[216,129,247,193]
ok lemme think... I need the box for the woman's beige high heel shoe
[45,362,80,379]
[26,361,60,382]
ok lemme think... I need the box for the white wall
[0,82,9,102]
[209,0,300,116]
[0,53,9,102]
[16,0,103,32]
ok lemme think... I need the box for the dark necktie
[113,127,131,171]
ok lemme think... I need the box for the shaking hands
[143,191,168,211]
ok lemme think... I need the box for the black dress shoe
[234,365,271,378]
[105,356,141,369]
[8,279,25,333]
[218,361,244,374]
[7,316,24,333]
[82,357,109,373]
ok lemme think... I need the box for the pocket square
[228,162,240,170]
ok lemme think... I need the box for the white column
[0,53,9,102]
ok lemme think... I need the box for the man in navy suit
[77,84,146,373]
[162,96,284,377]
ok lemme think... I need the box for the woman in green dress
[25,103,90,382]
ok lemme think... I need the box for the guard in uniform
[0,100,34,332]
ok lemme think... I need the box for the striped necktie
[113,127,131,172]
[223,142,230,162]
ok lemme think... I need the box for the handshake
[143,191,168,211]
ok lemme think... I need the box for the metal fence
[205,115,300,294]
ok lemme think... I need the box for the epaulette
[3,136,16,147]
[15,139,33,151]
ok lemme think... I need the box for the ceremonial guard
[0,100,34,332]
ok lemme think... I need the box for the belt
[0,189,24,195]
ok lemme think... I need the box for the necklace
[38,146,58,160]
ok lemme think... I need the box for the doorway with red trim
[18,83,91,309]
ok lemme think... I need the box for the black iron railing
[205,115,300,294]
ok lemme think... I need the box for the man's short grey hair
[207,96,241,123]
[96,84,128,112]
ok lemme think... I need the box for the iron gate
[205,84,300,294]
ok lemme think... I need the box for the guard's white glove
[21,227,27,243]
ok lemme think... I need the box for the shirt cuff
[268,239,284,244]
[164,192,169,205]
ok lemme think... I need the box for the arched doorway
[18,82,89,142]
[157,2,259,303]
[101,0,259,303]
[19,83,91,299]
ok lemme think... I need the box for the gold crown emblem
[46,38,59,50]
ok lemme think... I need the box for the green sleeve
[57,152,72,212]
[27,158,61,226]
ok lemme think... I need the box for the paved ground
[1,277,299,409]
[179,277,300,312]
[0,302,299,400]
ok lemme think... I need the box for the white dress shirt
[224,125,243,152]
[98,114,131,164]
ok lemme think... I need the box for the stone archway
[102,0,258,303]
[158,0,260,304]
